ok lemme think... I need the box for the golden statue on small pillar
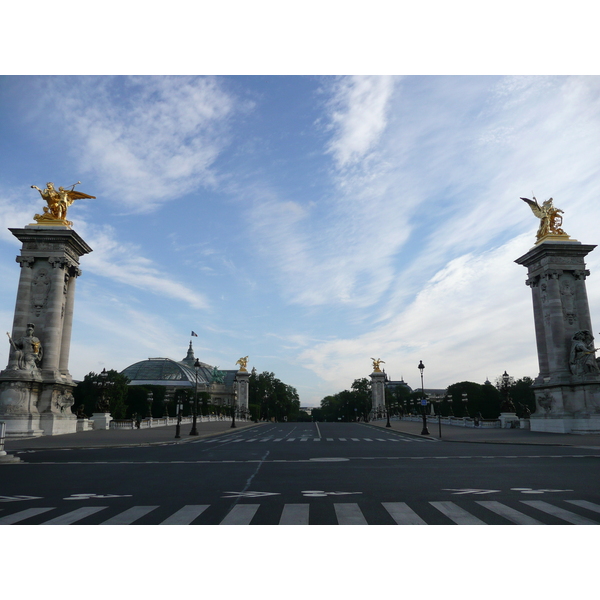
[521,195,570,243]
[236,356,249,372]
[31,181,95,227]
[371,358,385,373]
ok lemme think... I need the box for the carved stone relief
[31,268,51,316]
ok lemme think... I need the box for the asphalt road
[2,421,600,525]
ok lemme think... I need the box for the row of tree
[248,368,302,421]
[313,375,536,422]
[72,368,302,422]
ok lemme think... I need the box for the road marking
[314,438,321,442]
[300,438,308,442]
[102,506,159,525]
[273,438,283,442]
[43,506,108,525]
[286,438,296,442]
[279,504,309,525]
[363,438,373,442]
[0,507,55,524]
[220,504,260,525]
[565,500,600,514]
[430,501,487,525]
[351,438,360,441]
[521,500,598,524]
[443,489,501,495]
[245,439,257,443]
[334,503,367,525]
[160,505,209,525]
[0,495,44,502]
[382,502,427,525]
[475,501,543,525]
[339,438,347,441]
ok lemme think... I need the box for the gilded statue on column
[236,356,249,372]
[371,358,385,373]
[31,181,95,227]
[521,196,569,243]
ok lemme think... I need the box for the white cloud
[40,76,246,211]
[325,75,396,168]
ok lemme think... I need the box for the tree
[73,370,130,419]
[248,368,300,422]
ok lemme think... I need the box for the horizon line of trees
[312,374,536,422]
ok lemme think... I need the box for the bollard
[0,421,5,454]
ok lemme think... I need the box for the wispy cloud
[38,76,247,212]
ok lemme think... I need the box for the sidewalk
[3,419,263,452]
[366,418,600,447]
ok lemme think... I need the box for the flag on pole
[191,331,198,337]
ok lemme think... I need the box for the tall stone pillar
[515,240,600,433]
[235,369,249,414]
[370,370,386,417]
[0,226,92,436]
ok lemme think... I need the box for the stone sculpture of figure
[569,330,600,375]
[31,181,95,226]
[236,356,249,372]
[371,358,385,372]
[500,394,516,413]
[7,323,43,372]
[521,196,568,241]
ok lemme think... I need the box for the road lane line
[475,501,542,525]
[0,507,55,524]
[101,506,159,525]
[334,503,368,525]
[430,502,486,525]
[382,502,427,525]
[220,504,260,525]
[160,505,210,525]
[43,506,108,525]
[279,504,310,525]
[521,500,598,524]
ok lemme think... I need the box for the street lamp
[146,391,154,418]
[418,360,429,435]
[174,390,183,439]
[462,392,469,418]
[231,387,237,428]
[190,358,200,435]
[164,390,173,418]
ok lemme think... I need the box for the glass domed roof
[120,343,215,387]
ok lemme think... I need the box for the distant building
[120,342,239,408]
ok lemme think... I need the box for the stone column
[0,225,92,437]
[515,240,600,433]
[370,370,386,416]
[235,369,250,413]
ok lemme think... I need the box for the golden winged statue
[236,356,249,372]
[521,195,569,242]
[31,181,95,227]
[371,358,385,373]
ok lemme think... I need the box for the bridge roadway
[2,420,600,525]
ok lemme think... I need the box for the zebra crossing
[199,435,431,444]
[1,499,598,525]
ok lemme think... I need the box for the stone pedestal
[90,413,112,430]
[499,412,519,428]
[516,240,600,433]
[370,371,386,415]
[0,225,92,437]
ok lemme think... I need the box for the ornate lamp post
[190,358,200,435]
[231,387,237,428]
[174,390,183,439]
[146,391,153,418]
[462,392,469,418]
[418,360,429,435]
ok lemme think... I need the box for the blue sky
[3,75,600,406]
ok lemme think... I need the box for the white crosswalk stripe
[475,501,543,525]
[520,500,598,525]
[101,506,159,525]
[430,501,487,524]
[382,502,427,524]
[334,503,368,525]
[279,504,310,525]
[2,499,598,525]
[160,505,209,525]
[220,504,260,525]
